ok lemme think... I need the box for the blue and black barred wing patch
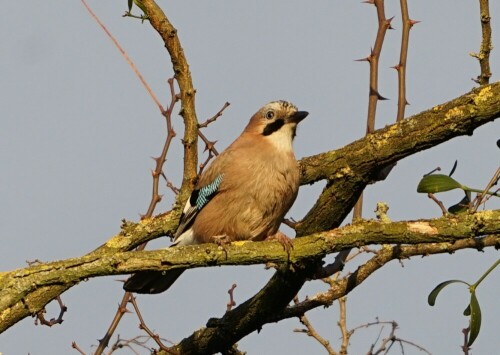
[192,174,224,209]
[174,174,224,240]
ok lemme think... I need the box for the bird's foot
[267,231,294,258]
[213,234,231,259]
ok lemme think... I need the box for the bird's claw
[267,231,294,259]
[213,234,230,259]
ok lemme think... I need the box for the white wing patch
[173,229,198,246]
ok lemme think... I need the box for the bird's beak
[288,111,309,124]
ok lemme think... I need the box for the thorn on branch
[355,55,372,63]
[204,140,218,153]
[409,19,421,27]
[198,130,219,155]
[370,87,388,100]
[386,16,395,30]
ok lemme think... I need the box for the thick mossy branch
[1,211,499,333]
[169,233,500,355]
[271,234,500,323]
[298,82,500,235]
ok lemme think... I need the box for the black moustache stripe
[263,118,285,136]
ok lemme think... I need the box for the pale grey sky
[1,1,499,354]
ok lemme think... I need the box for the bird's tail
[123,268,185,294]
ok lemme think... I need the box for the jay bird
[124,100,308,294]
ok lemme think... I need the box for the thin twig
[471,0,492,85]
[471,166,500,212]
[338,297,349,355]
[364,0,392,134]
[354,0,392,218]
[226,284,237,312]
[461,326,471,355]
[198,102,231,128]
[71,342,87,355]
[275,236,499,326]
[427,193,448,215]
[293,297,338,355]
[35,296,67,327]
[197,131,219,176]
[196,102,231,175]
[394,0,419,122]
[128,297,176,353]
[161,172,180,195]
[95,78,179,355]
[95,297,131,354]
[144,78,179,217]
[350,319,431,355]
[109,335,162,354]
[424,166,441,176]
[80,0,165,112]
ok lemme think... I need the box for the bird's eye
[265,110,275,120]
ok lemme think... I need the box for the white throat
[265,124,295,153]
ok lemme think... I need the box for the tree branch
[1,82,498,339]
[298,81,500,235]
[471,0,492,85]
[140,0,199,202]
[273,234,499,323]
[169,233,499,354]
[1,211,499,334]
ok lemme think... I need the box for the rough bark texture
[298,83,500,235]
[141,0,199,203]
[1,210,499,334]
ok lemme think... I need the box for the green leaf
[468,292,482,346]
[428,280,470,306]
[417,174,464,194]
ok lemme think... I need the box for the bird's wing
[173,174,224,242]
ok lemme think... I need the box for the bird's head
[244,100,308,152]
